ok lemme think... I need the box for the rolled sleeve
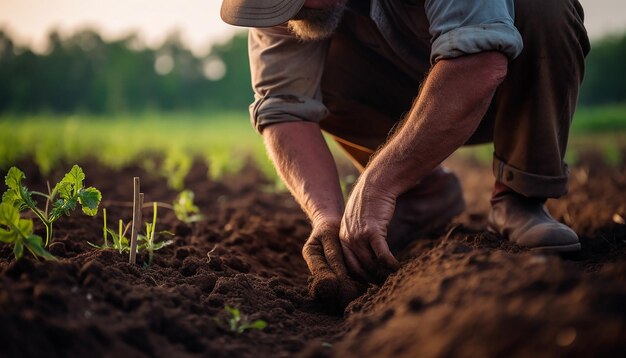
[425,0,523,64]
[251,94,328,132]
[248,26,329,133]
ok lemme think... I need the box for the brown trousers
[319,0,590,198]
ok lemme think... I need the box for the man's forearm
[364,52,509,196]
[263,121,345,226]
[337,52,509,278]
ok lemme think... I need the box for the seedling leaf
[173,190,204,224]
[78,187,102,216]
[5,167,25,191]
[13,239,24,259]
[24,234,56,260]
[0,201,20,228]
[52,165,101,219]
[215,305,267,334]
[17,218,33,235]
[0,203,55,260]
[225,305,241,321]
[56,165,86,198]
[3,167,35,210]
[51,197,78,219]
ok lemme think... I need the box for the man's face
[287,0,348,41]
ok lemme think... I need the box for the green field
[1,104,625,185]
[0,111,272,184]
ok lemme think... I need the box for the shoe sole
[488,226,582,253]
[529,243,581,254]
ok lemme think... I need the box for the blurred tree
[0,28,251,114]
[578,33,626,105]
[0,28,623,114]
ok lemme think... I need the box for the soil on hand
[1,150,625,357]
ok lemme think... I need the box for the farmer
[220,0,590,297]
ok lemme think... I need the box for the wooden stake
[129,177,140,264]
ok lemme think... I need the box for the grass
[570,104,626,134]
[0,111,275,181]
[0,103,625,183]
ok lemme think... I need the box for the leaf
[225,306,241,321]
[50,197,78,219]
[19,185,37,209]
[59,165,86,198]
[4,167,25,190]
[152,240,174,250]
[0,228,13,243]
[0,203,23,243]
[13,240,24,259]
[24,235,56,260]
[17,218,34,236]
[173,190,204,223]
[78,187,102,216]
[87,241,106,249]
[0,203,52,261]
[0,202,20,227]
[2,190,21,207]
[54,182,73,201]
[2,167,33,210]
[246,320,267,330]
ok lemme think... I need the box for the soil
[1,150,625,358]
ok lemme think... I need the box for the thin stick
[129,177,140,264]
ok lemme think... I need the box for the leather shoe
[488,190,580,253]
[387,167,465,253]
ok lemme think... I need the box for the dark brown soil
[1,150,625,358]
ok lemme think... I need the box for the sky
[0,0,625,55]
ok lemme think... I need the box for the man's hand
[263,122,365,307]
[340,52,508,282]
[302,221,364,308]
[340,179,401,282]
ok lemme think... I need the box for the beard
[287,2,348,41]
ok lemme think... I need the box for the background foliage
[0,29,251,113]
[1,28,625,114]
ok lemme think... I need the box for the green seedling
[88,208,131,254]
[138,202,174,267]
[2,165,102,246]
[90,203,173,266]
[0,203,55,260]
[162,149,192,191]
[173,190,204,224]
[214,305,267,334]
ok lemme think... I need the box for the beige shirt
[249,0,523,133]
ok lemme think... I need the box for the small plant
[2,165,102,246]
[162,149,192,191]
[173,190,204,224]
[88,208,131,254]
[138,202,174,266]
[90,203,173,266]
[214,305,267,334]
[0,202,56,260]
